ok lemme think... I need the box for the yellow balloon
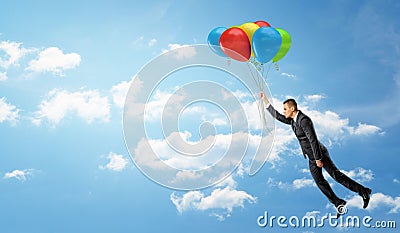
[240,22,260,57]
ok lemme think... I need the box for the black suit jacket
[267,104,323,161]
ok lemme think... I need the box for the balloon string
[249,57,264,89]
[247,62,267,127]
[258,64,268,130]
[246,62,262,91]
[274,62,280,71]
[247,61,270,133]
[257,64,262,89]
[265,62,273,81]
[260,63,276,134]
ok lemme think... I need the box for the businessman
[260,92,372,212]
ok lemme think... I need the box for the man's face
[283,103,295,118]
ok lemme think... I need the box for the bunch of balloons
[207,20,291,65]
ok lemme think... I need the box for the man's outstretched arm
[260,92,291,125]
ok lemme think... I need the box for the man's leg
[320,146,372,208]
[309,159,344,206]
[321,146,365,193]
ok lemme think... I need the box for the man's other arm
[299,117,323,161]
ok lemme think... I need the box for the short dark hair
[283,98,298,110]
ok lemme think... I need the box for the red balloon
[219,27,251,61]
[254,20,271,27]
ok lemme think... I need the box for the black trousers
[308,146,365,206]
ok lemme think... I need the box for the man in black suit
[260,92,372,212]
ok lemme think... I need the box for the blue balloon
[252,27,282,63]
[207,27,227,57]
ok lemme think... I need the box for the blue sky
[1,0,399,232]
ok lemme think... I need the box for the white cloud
[3,169,37,181]
[210,117,227,126]
[209,213,228,222]
[33,88,110,126]
[144,89,186,122]
[195,187,257,212]
[0,41,32,69]
[171,171,205,184]
[121,76,145,118]
[132,127,273,189]
[183,105,206,114]
[293,177,315,189]
[342,167,374,183]
[268,177,315,190]
[138,131,230,171]
[162,44,196,60]
[133,36,157,47]
[163,135,257,221]
[182,105,228,126]
[148,38,157,47]
[394,178,400,184]
[0,97,20,125]
[300,168,309,173]
[133,129,275,180]
[0,71,7,81]
[181,101,229,127]
[110,77,140,109]
[241,100,264,130]
[305,94,325,102]
[298,107,382,144]
[352,123,382,136]
[215,175,238,189]
[221,88,275,135]
[128,82,276,180]
[133,36,144,45]
[281,72,296,79]
[230,89,253,101]
[305,210,320,218]
[170,186,257,218]
[307,110,350,141]
[264,127,297,166]
[171,190,202,213]
[346,192,400,213]
[27,47,81,76]
[162,43,185,53]
[99,152,129,172]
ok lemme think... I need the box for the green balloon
[272,28,292,62]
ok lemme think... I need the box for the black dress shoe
[361,188,372,209]
[335,199,347,207]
